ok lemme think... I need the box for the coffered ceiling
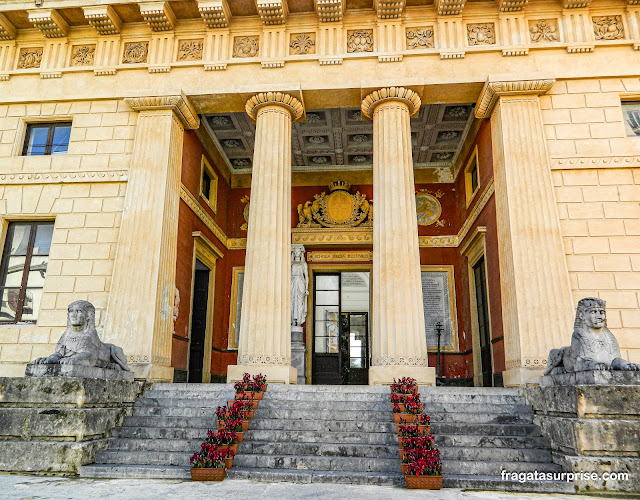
[203,103,475,175]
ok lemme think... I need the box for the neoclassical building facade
[0,0,639,387]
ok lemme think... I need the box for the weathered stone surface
[0,440,108,474]
[540,370,640,387]
[26,363,134,381]
[0,407,129,441]
[0,377,144,407]
[555,455,640,493]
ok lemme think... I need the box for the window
[0,222,54,323]
[464,146,480,207]
[200,155,218,212]
[622,101,640,137]
[22,122,71,156]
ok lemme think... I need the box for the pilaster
[362,87,435,386]
[227,92,304,384]
[476,77,574,386]
[103,93,198,381]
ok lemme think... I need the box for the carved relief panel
[467,23,496,46]
[178,39,204,61]
[406,27,434,50]
[233,36,260,58]
[347,29,374,53]
[289,33,316,55]
[17,47,43,69]
[529,19,560,43]
[122,42,149,64]
[71,45,96,66]
[296,181,372,228]
[592,16,625,40]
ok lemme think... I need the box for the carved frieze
[198,0,231,28]
[122,42,149,64]
[233,36,260,58]
[406,27,434,50]
[315,0,344,22]
[529,19,559,43]
[71,45,96,66]
[347,29,374,53]
[593,16,625,41]
[17,47,43,69]
[290,33,316,55]
[467,23,496,46]
[240,195,250,231]
[307,251,373,262]
[296,181,372,228]
[178,39,204,61]
[83,6,121,35]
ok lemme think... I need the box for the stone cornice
[0,13,16,40]
[497,0,527,11]
[315,0,344,22]
[374,0,406,19]
[124,93,199,129]
[550,155,640,169]
[139,1,176,32]
[27,9,68,38]
[82,6,121,35]
[256,0,287,25]
[197,0,231,29]
[475,78,555,119]
[563,0,592,8]
[435,0,466,15]
[0,170,128,184]
[361,87,421,119]
[180,184,229,248]
[245,92,304,121]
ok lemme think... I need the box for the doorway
[188,259,209,383]
[312,272,370,385]
[472,256,493,387]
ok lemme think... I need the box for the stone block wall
[0,99,134,377]
[543,78,640,365]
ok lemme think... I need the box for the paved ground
[0,474,622,500]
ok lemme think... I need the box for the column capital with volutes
[475,77,556,119]
[361,87,421,120]
[245,92,304,122]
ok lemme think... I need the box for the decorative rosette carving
[361,87,422,119]
[245,92,304,121]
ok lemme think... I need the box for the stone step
[443,475,575,494]
[95,450,194,467]
[80,464,190,479]
[131,407,393,421]
[151,383,234,391]
[430,422,541,436]
[227,467,404,486]
[233,453,402,473]
[435,434,550,449]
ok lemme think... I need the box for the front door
[188,260,209,383]
[312,272,370,385]
[473,257,493,387]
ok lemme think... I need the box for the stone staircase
[79,383,574,492]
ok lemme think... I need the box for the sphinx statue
[32,300,130,373]
[544,297,640,375]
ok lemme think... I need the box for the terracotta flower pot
[218,444,238,455]
[405,474,442,490]
[190,467,226,481]
[390,393,416,402]
[236,391,264,401]
[261,384,268,392]
[243,410,255,420]
[217,420,225,430]
[401,463,409,475]
[394,413,420,424]
[230,399,259,410]
[233,431,244,443]
[224,458,233,470]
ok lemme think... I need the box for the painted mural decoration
[296,181,372,228]
[415,189,444,226]
[240,195,250,231]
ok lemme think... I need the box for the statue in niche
[34,300,130,371]
[544,297,640,375]
[291,245,309,327]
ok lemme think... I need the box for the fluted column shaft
[362,87,435,386]
[477,78,574,386]
[103,94,199,381]
[227,92,303,384]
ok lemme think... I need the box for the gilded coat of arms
[296,181,372,228]
[415,189,443,226]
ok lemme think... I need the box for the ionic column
[227,92,303,384]
[361,87,435,386]
[475,77,574,386]
[103,94,199,381]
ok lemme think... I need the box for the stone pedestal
[361,87,435,386]
[227,92,304,385]
[25,363,134,381]
[541,370,640,387]
[291,325,306,385]
[476,76,574,387]
[0,377,143,474]
[524,377,640,493]
[103,94,199,382]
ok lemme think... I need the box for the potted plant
[390,377,418,395]
[216,403,250,431]
[398,434,434,450]
[190,443,227,481]
[206,429,239,456]
[396,417,431,437]
[232,392,259,409]
[234,373,268,399]
[392,400,425,423]
[404,449,442,490]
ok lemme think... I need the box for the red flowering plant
[390,377,418,394]
[206,429,237,446]
[400,436,435,449]
[392,400,424,414]
[401,441,435,464]
[216,401,247,420]
[405,449,442,476]
[234,372,267,393]
[222,417,244,433]
[391,392,421,405]
[398,413,430,425]
[398,424,432,438]
[190,443,227,469]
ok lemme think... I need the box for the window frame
[0,220,54,324]
[621,99,640,138]
[199,155,218,213]
[464,145,480,208]
[21,121,72,156]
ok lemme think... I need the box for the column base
[227,364,297,384]
[503,367,544,387]
[130,363,174,382]
[368,365,436,386]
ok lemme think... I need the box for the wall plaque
[421,266,457,350]
[228,267,244,349]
